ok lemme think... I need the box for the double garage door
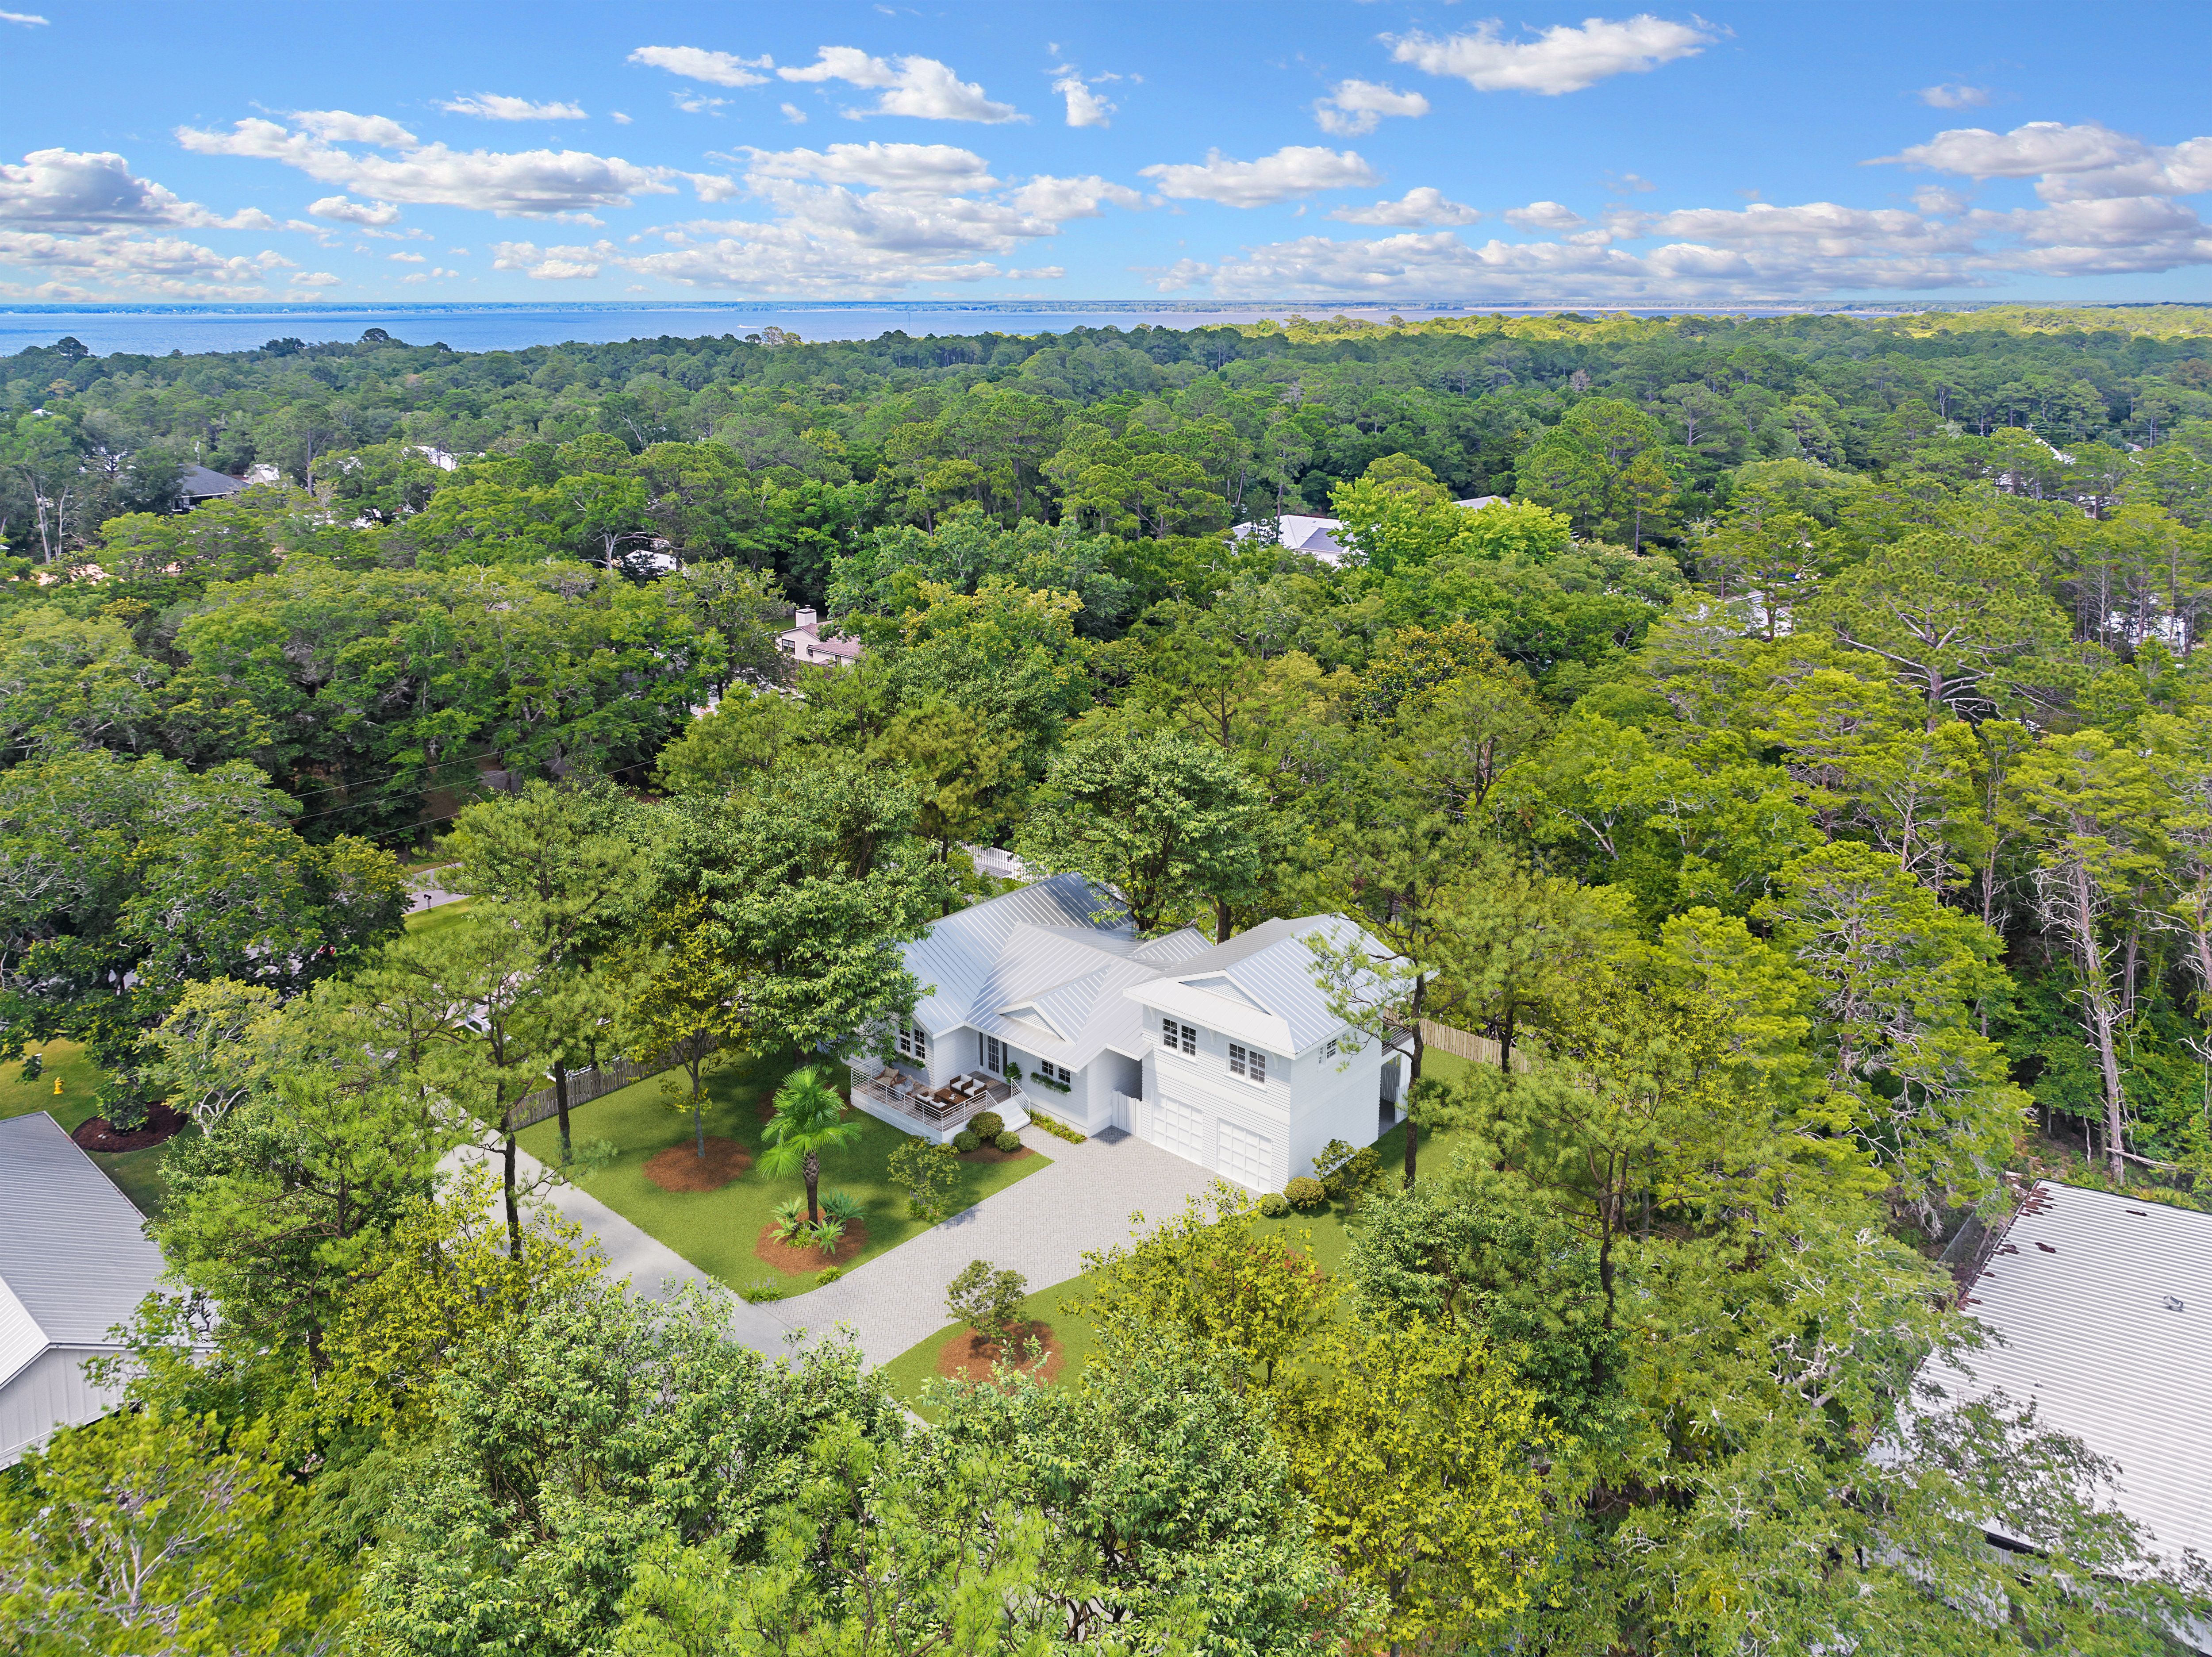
[1152,1101,1273,1191]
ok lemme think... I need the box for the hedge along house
[848,873,1394,1192]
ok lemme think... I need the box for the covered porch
[849,1064,1029,1144]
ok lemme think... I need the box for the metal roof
[905,874,1131,1034]
[1129,914,1380,1054]
[1921,1181,2212,1565]
[179,463,246,499]
[0,1113,167,1386]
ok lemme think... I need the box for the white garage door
[1153,1099,1204,1162]
[1217,1120,1272,1190]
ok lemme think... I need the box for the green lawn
[878,1115,1461,1408]
[0,1037,179,1217]
[404,896,475,936]
[518,1052,1053,1292]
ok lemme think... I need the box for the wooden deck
[849,1065,1019,1137]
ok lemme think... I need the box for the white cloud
[1917,84,1991,109]
[400,267,461,283]
[777,48,1021,123]
[288,271,341,287]
[1055,77,1116,128]
[1912,186,1969,215]
[388,250,426,261]
[1387,15,1713,96]
[1006,265,1065,279]
[1329,186,1477,227]
[292,109,418,146]
[740,142,997,192]
[1,10,48,22]
[780,103,808,124]
[307,195,402,226]
[673,95,728,115]
[610,111,633,125]
[0,147,276,231]
[628,46,774,88]
[1005,174,1144,219]
[1313,80,1429,137]
[0,227,290,300]
[1504,200,1588,230]
[1872,120,2212,204]
[442,94,589,121]
[1138,145,1379,208]
[492,238,613,279]
[177,114,729,216]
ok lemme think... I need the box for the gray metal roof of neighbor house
[179,463,246,500]
[1920,1181,2212,1566]
[0,1113,167,1388]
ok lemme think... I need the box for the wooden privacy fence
[1417,1019,1533,1074]
[504,1048,686,1132]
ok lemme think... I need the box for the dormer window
[1162,1018,1195,1055]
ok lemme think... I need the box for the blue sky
[3,0,2208,307]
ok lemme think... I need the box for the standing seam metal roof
[1921,1181,2212,1565]
[0,1114,166,1384]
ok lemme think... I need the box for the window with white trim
[1323,1038,1338,1059]
[897,1022,927,1061]
[1161,1018,1195,1055]
[1045,1061,1072,1085]
[1229,1044,1267,1084]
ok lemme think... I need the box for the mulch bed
[754,1219,869,1275]
[643,1136,753,1192]
[935,1321,1065,1384]
[71,1104,185,1153]
[957,1143,1033,1164]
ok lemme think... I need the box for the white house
[0,1113,169,1466]
[1229,496,1508,568]
[848,873,1393,1192]
[778,607,864,667]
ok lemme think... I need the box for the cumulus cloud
[1055,77,1116,128]
[1917,84,1991,109]
[0,147,269,231]
[0,227,291,300]
[442,94,589,121]
[288,270,341,287]
[1314,79,1429,137]
[1504,200,1588,230]
[580,143,1137,296]
[400,266,461,282]
[307,195,402,226]
[777,47,1021,123]
[737,141,998,193]
[1872,119,2212,204]
[1387,14,1713,96]
[177,112,730,216]
[628,46,774,88]
[1139,146,1379,208]
[1329,186,1477,227]
[492,238,614,279]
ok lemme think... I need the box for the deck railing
[850,1065,1019,1134]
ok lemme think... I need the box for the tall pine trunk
[554,1061,572,1167]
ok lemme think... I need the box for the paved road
[483,1123,1222,1365]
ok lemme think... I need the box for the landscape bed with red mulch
[72,1104,186,1153]
[934,1320,1066,1384]
[753,1220,870,1274]
[643,1137,753,1192]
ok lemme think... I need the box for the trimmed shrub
[1285,1176,1327,1212]
[971,1111,1005,1141]
[946,1258,1029,1343]
[993,1130,1022,1153]
[1259,1191,1290,1218]
[952,1129,982,1153]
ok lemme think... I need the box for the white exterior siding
[2,1346,125,1467]
[1284,1035,1386,1192]
[1150,1021,1295,1192]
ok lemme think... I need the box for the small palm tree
[759,1067,863,1224]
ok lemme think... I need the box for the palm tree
[759,1067,863,1223]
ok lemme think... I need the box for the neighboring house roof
[778,621,864,664]
[1,1114,168,1463]
[1124,914,1377,1057]
[1920,1182,2212,1565]
[1231,514,1347,564]
[179,463,246,503]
